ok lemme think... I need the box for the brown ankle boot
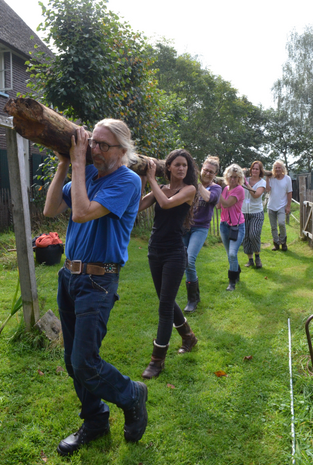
[142,340,169,379]
[174,319,198,354]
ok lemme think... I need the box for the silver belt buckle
[71,260,82,274]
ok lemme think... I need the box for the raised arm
[43,152,70,217]
[146,160,196,209]
[266,176,271,193]
[217,190,238,209]
[245,182,265,199]
[138,175,156,212]
[69,127,110,223]
[198,183,211,202]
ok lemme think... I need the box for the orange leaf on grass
[167,383,175,389]
[214,370,227,377]
[38,370,44,376]
[243,355,253,361]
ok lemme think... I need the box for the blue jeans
[183,227,209,282]
[148,246,187,346]
[220,222,245,271]
[57,266,138,428]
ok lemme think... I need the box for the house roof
[0,0,54,59]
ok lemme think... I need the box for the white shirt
[267,175,292,211]
[241,178,266,214]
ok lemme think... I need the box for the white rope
[288,318,296,463]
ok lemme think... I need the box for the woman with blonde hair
[182,155,222,312]
[216,164,245,291]
[266,159,292,251]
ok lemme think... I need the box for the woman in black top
[139,149,198,379]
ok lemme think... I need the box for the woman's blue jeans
[57,266,138,428]
[183,227,209,282]
[148,246,187,346]
[220,222,245,271]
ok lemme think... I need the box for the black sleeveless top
[149,190,191,248]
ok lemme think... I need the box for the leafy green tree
[272,26,313,171]
[26,0,182,158]
[152,42,268,172]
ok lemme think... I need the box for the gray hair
[223,163,244,186]
[272,159,287,177]
[94,118,136,164]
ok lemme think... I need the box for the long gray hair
[94,118,136,164]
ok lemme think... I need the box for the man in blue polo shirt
[44,120,147,456]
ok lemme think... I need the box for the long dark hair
[164,149,198,189]
[164,149,198,228]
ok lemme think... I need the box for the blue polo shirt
[62,164,141,266]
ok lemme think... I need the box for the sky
[6,0,313,109]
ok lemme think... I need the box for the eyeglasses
[202,169,216,175]
[88,138,121,152]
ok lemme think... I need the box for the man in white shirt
[266,160,292,251]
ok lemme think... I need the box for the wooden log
[4,97,90,157]
[4,97,166,176]
[4,97,273,181]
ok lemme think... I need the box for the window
[0,51,13,92]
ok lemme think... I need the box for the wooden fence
[136,204,220,236]
[299,174,313,247]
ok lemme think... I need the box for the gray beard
[92,157,118,174]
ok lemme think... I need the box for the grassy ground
[1,208,313,464]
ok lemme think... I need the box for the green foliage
[26,0,182,158]
[0,276,22,335]
[152,42,269,171]
[272,26,313,171]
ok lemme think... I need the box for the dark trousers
[148,246,186,346]
[57,267,137,428]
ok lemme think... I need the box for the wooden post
[5,127,40,330]
[299,175,306,239]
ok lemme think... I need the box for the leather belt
[65,259,119,275]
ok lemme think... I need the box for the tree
[152,42,268,172]
[26,0,183,158]
[272,26,313,171]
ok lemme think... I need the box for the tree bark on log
[4,97,272,182]
[4,97,166,176]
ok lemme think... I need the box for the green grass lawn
[1,211,313,464]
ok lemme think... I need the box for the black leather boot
[281,236,288,251]
[57,422,110,456]
[174,318,198,353]
[272,242,280,251]
[123,381,148,442]
[236,265,241,283]
[142,340,169,379]
[184,280,200,313]
[226,270,238,291]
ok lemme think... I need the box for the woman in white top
[242,161,266,268]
